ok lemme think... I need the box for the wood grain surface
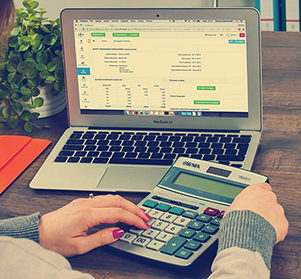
[0,31,301,279]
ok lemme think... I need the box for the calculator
[110,157,268,266]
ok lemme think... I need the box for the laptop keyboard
[54,130,252,168]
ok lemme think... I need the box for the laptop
[30,8,262,193]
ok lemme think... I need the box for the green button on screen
[197,86,216,90]
[91,33,106,37]
[194,100,220,105]
[113,33,140,37]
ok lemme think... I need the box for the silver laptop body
[30,8,262,193]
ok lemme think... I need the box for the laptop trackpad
[97,166,168,192]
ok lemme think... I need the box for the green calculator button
[182,210,198,219]
[210,218,221,226]
[196,214,212,223]
[179,228,196,239]
[193,232,211,243]
[155,203,171,212]
[169,207,185,215]
[143,200,158,208]
[175,248,193,259]
[184,240,202,251]
[202,224,219,234]
[187,220,205,231]
[160,236,187,255]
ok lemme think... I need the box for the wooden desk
[1,31,301,278]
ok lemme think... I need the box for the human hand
[225,183,289,244]
[39,194,151,257]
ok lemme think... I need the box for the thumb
[75,227,125,254]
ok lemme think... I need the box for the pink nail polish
[113,229,124,239]
[145,213,152,220]
[145,222,151,228]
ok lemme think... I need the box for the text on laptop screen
[73,19,248,118]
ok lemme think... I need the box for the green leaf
[11,92,22,100]
[20,85,32,95]
[54,69,64,81]
[31,87,40,97]
[53,81,63,92]
[22,1,31,9]
[33,97,44,107]
[0,88,10,98]
[36,63,47,71]
[30,1,39,9]
[41,25,50,33]
[27,78,38,88]
[39,70,50,79]
[43,34,58,46]
[9,116,19,129]
[47,61,57,72]
[31,112,40,119]
[55,50,62,58]
[20,36,31,43]
[44,75,55,84]
[24,57,37,68]
[21,110,32,121]
[2,106,10,118]
[17,62,28,73]
[17,44,30,52]
[50,87,60,96]
[46,49,53,62]
[25,68,37,79]
[24,51,33,60]
[26,103,35,109]
[8,72,17,83]
[11,27,21,36]
[12,102,23,114]
[7,62,17,73]
[11,84,21,92]
[32,40,43,52]
[9,36,20,48]
[36,51,48,64]
[24,121,33,132]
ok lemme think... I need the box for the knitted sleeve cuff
[218,210,277,270]
[0,213,40,243]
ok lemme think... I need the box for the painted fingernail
[113,229,125,239]
[145,222,151,228]
[145,213,152,220]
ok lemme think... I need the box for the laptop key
[80,157,93,163]
[216,155,245,161]
[66,139,85,145]
[55,156,68,162]
[67,157,80,163]
[63,145,84,151]
[59,151,74,156]
[93,157,109,163]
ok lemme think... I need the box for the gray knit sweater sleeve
[217,210,277,270]
[208,210,277,279]
[0,213,40,243]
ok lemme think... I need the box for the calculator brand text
[182,161,200,169]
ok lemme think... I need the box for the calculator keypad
[119,197,224,260]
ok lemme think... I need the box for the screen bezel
[61,8,262,132]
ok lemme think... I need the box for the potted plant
[0,0,65,132]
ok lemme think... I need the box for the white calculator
[110,157,268,266]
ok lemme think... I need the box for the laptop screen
[73,18,248,119]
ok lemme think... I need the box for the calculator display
[173,171,244,199]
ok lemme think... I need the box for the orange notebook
[0,135,51,194]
